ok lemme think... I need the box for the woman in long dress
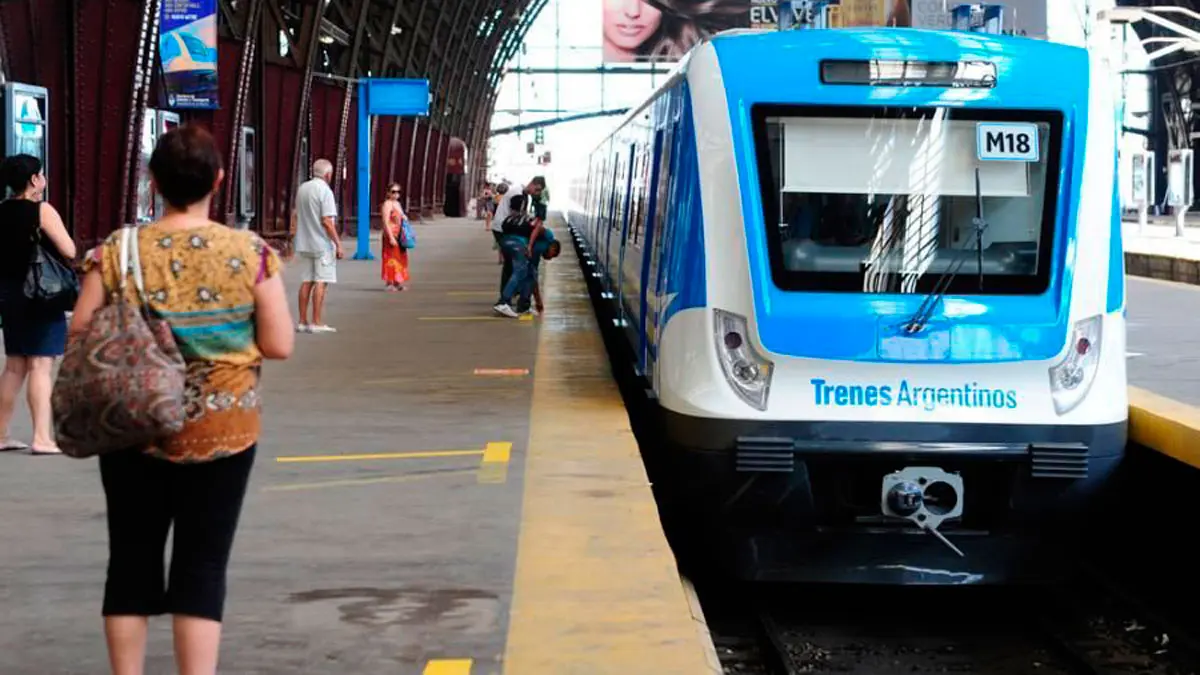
[381,183,409,292]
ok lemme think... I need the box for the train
[565,26,1127,584]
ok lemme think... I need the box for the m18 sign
[976,122,1040,162]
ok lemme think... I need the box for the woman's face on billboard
[603,0,662,60]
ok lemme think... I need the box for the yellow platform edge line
[1128,385,1200,469]
[276,449,484,464]
[477,441,512,484]
[503,226,719,674]
[423,658,473,675]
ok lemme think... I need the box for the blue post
[351,78,429,260]
[354,81,374,260]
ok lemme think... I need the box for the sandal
[28,446,62,456]
[0,439,30,452]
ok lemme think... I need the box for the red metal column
[417,125,435,218]
[75,0,146,246]
[387,116,402,184]
[405,117,424,220]
[221,0,262,224]
[432,130,447,213]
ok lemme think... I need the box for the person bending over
[492,195,542,318]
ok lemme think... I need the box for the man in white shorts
[292,158,343,333]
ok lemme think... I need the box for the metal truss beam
[464,2,531,161]
[452,0,512,135]
[489,109,631,136]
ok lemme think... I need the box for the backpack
[502,212,531,237]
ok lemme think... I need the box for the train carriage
[567,27,1126,584]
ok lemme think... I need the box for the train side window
[632,135,654,248]
[649,122,677,299]
[612,153,626,232]
[629,142,644,246]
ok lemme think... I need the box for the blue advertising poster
[159,0,219,109]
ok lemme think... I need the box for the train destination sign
[976,122,1040,162]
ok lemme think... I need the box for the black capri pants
[99,446,256,622]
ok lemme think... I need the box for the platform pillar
[354,81,373,260]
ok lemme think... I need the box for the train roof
[705,26,1089,65]
[598,27,1092,153]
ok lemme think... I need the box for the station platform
[1124,217,1200,285]
[0,217,718,674]
[1120,218,1200,470]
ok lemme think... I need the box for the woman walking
[381,183,409,291]
[69,125,294,675]
[0,154,77,455]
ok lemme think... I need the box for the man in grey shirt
[291,158,343,333]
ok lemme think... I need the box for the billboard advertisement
[602,1,914,63]
[159,0,219,109]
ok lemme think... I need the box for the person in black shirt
[0,154,77,455]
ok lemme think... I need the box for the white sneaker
[492,304,519,318]
[310,324,338,333]
[297,324,313,334]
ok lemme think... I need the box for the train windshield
[752,105,1063,295]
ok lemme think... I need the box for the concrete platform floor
[0,215,714,674]
[1,218,533,673]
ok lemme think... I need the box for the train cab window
[751,105,1062,295]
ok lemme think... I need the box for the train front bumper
[654,411,1126,584]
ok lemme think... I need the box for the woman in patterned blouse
[70,125,294,675]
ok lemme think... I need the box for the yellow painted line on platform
[423,659,472,675]
[477,441,512,484]
[263,469,475,493]
[474,368,529,376]
[1129,385,1200,469]
[275,449,484,464]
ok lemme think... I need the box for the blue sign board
[355,79,431,260]
[159,0,219,109]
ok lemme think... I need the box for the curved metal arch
[315,0,558,185]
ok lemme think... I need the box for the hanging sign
[976,122,1040,162]
[159,0,219,109]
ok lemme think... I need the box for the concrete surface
[0,214,713,675]
[0,217,537,674]
[1127,276,1200,408]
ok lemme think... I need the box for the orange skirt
[382,228,409,285]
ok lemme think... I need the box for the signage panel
[160,0,219,109]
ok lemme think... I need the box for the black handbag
[23,228,79,313]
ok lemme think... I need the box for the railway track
[703,578,1198,675]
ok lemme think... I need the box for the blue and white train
[566,27,1126,584]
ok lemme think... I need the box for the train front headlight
[1048,315,1103,415]
[714,309,774,411]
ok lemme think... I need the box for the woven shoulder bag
[53,227,187,458]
